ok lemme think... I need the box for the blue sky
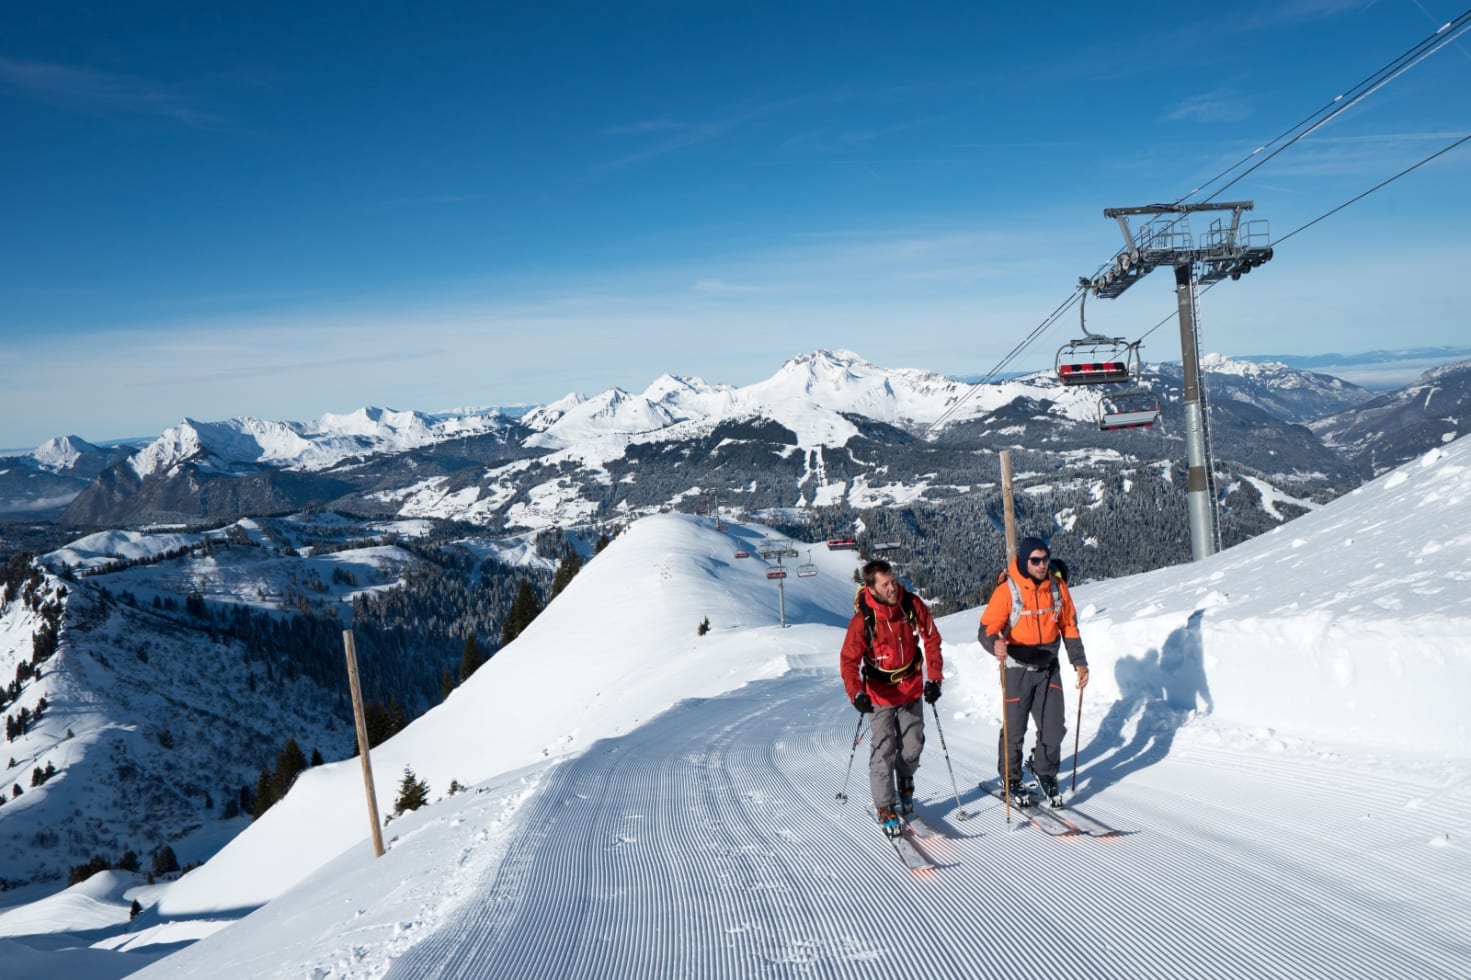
[2,1,1468,449]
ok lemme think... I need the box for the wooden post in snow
[1000,450,1018,565]
[342,629,386,858]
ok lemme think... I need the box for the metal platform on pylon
[1087,202,1273,299]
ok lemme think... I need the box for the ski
[904,815,938,839]
[889,831,934,871]
[1021,769,1122,836]
[979,780,1077,836]
[1046,803,1121,837]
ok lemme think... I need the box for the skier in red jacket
[840,559,944,838]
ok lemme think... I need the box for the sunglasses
[1026,555,1050,564]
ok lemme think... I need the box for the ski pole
[928,701,970,821]
[835,714,866,803]
[1070,675,1084,793]
[1000,657,1011,825]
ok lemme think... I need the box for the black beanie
[1015,536,1049,578]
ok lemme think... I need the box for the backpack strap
[857,590,922,684]
[1006,576,1062,634]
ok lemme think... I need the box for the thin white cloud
[1239,0,1379,30]
[595,97,805,170]
[691,279,770,294]
[0,56,218,125]
[600,119,684,136]
[1164,90,1253,123]
[1259,130,1471,177]
[596,120,731,170]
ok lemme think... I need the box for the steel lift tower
[758,539,801,627]
[1085,201,1273,561]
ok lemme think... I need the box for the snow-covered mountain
[0,437,130,517]
[1310,358,1471,474]
[1173,352,1373,423]
[3,435,1467,978]
[54,349,1386,532]
[128,407,512,478]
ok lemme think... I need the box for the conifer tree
[253,767,276,820]
[550,549,582,598]
[458,635,483,684]
[393,766,430,816]
[272,737,307,798]
[500,578,542,646]
[150,845,179,877]
[361,696,409,751]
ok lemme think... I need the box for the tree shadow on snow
[1070,610,1212,802]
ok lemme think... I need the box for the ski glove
[923,680,942,704]
[852,692,874,714]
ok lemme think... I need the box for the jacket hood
[1015,536,1049,580]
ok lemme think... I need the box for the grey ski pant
[998,661,1066,780]
[869,699,924,810]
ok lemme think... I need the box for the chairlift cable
[925,287,1085,435]
[936,14,1471,436]
[1202,16,1471,208]
[1275,131,1471,246]
[1104,11,1471,267]
[1133,130,1471,343]
[1174,9,1471,209]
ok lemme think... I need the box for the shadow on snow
[1073,610,1213,802]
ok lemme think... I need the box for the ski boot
[897,776,916,816]
[1036,772,1063,808]
[876,806,904,839]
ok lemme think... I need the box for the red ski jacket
[840,585,943,707]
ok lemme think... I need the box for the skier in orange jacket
[978,536,1089,804]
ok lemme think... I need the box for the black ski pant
[998,661,1066,781]
[869,699,924,811]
